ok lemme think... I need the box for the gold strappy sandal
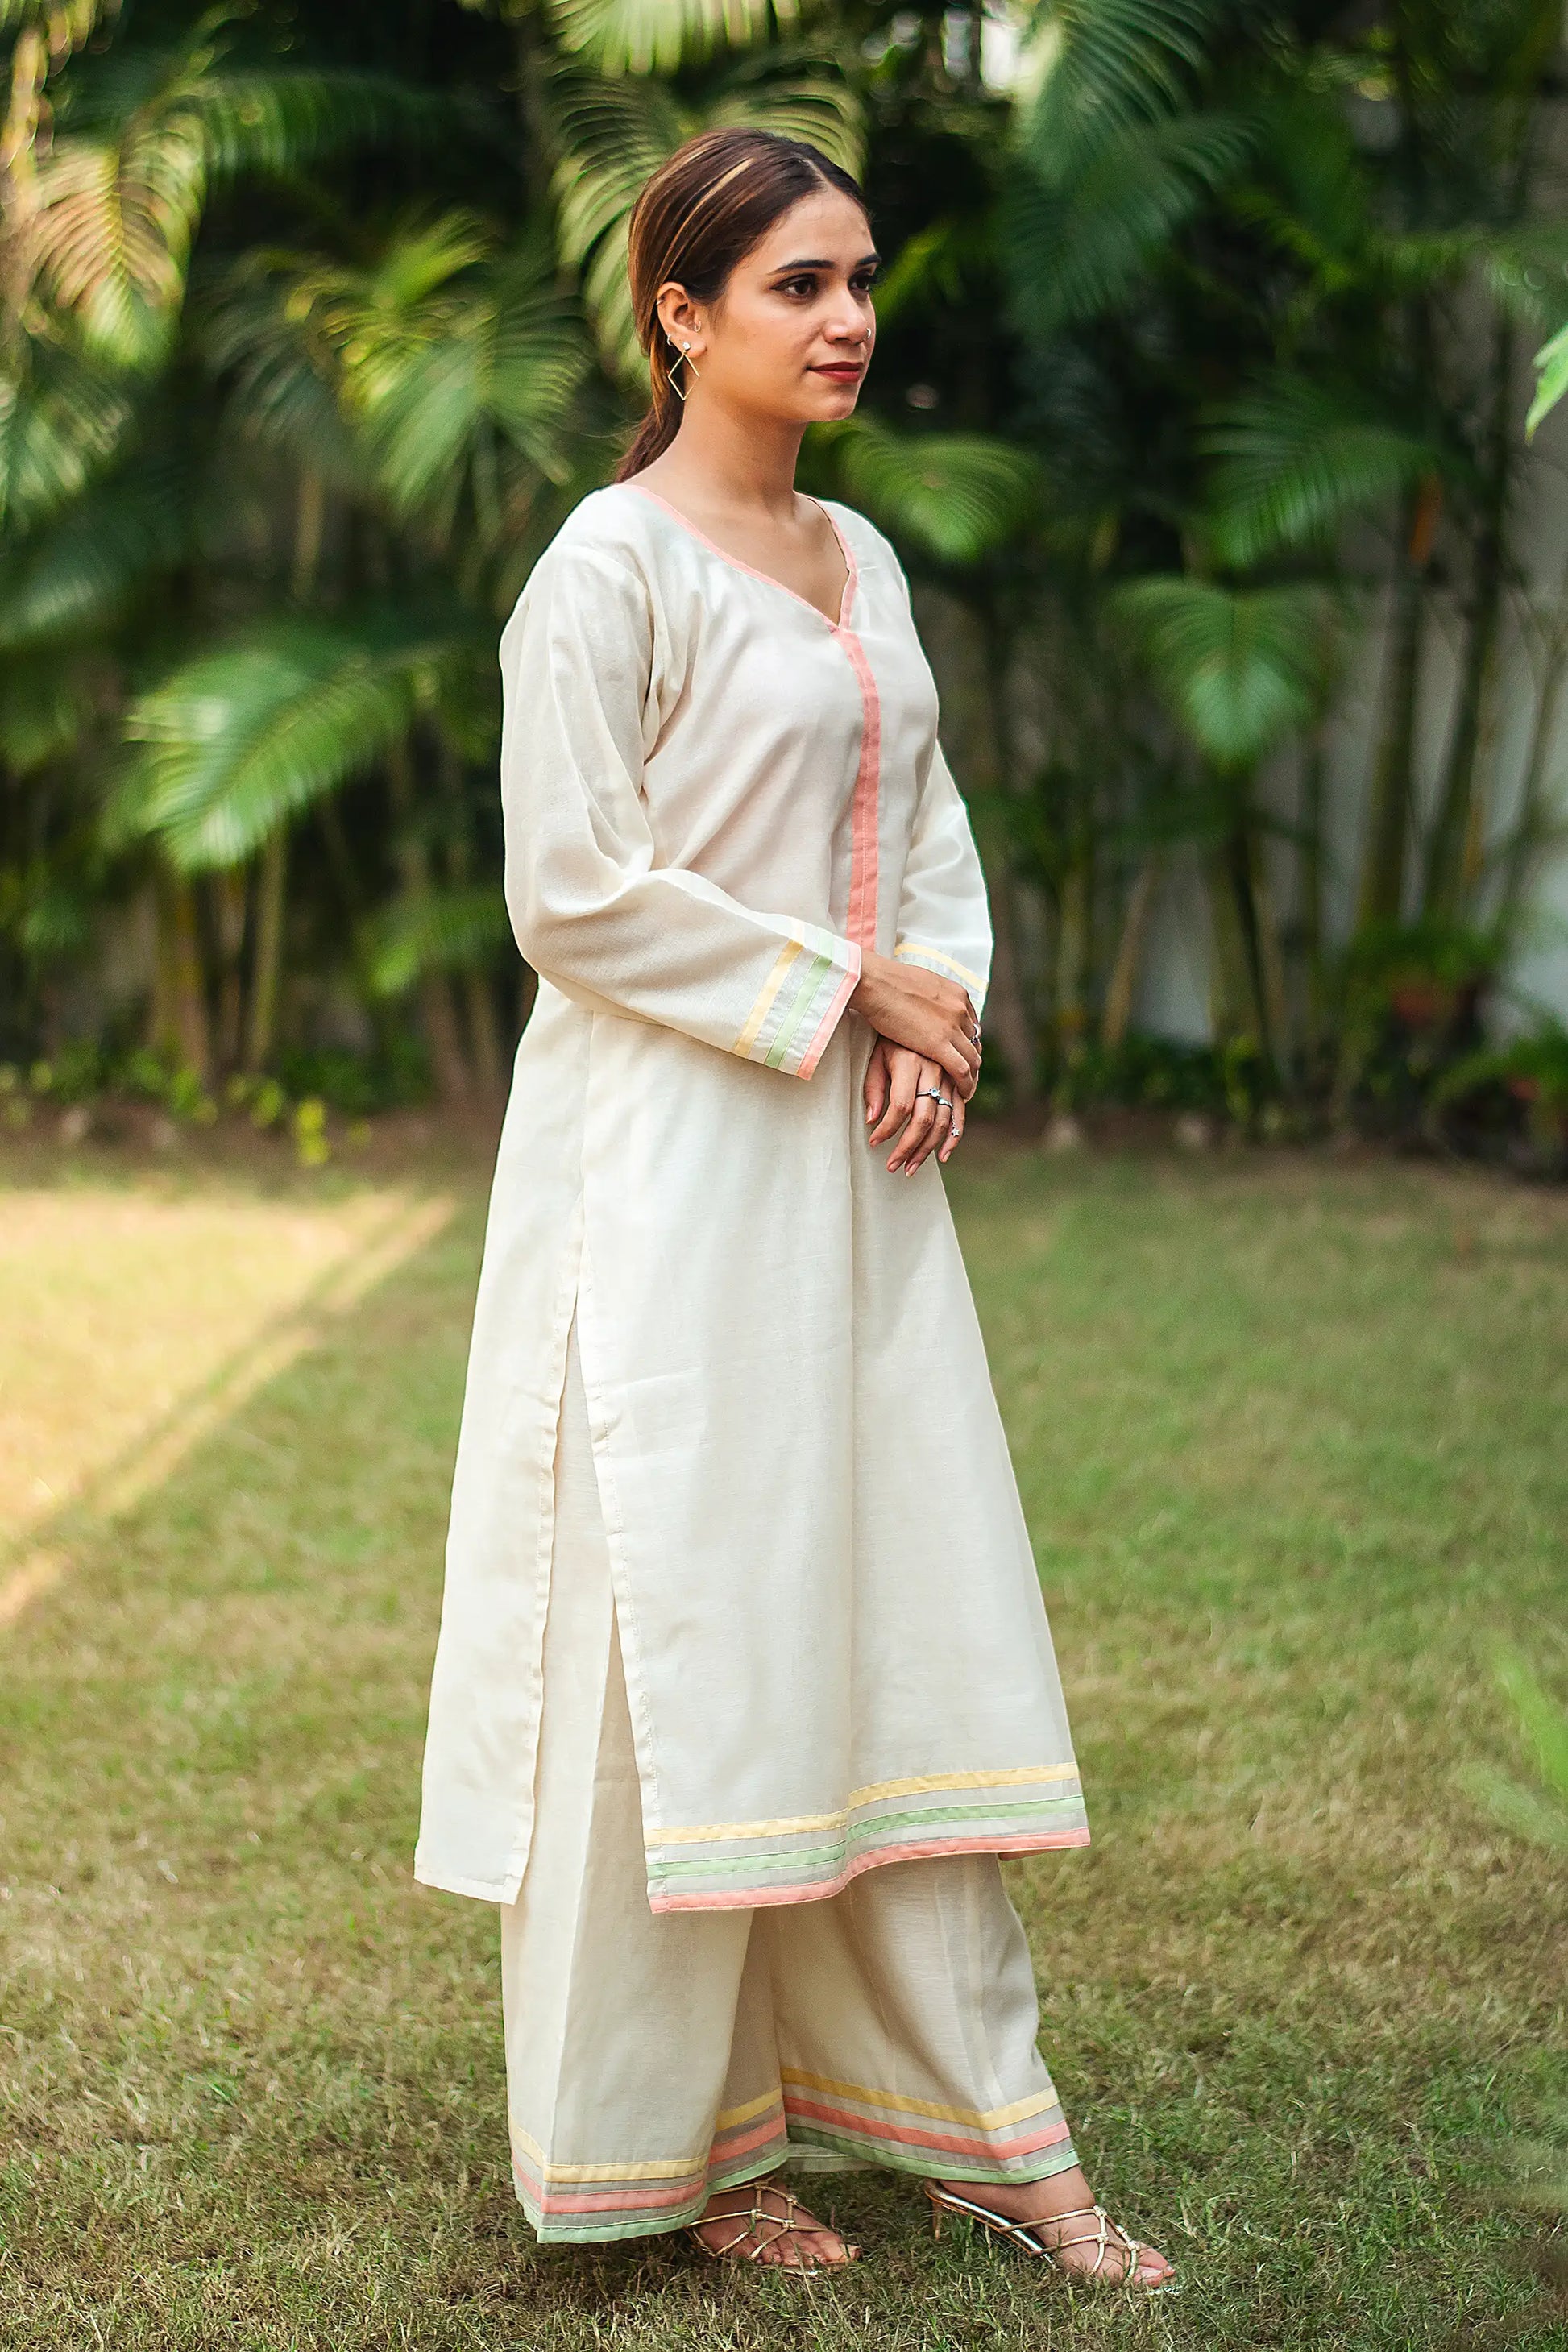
[924,2180,1174,2292]
[687,2178,860,2275]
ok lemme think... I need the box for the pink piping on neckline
[620,481,881,955]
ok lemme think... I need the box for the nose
[825,308,869,347]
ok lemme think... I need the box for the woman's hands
[863,1036,970,1174]
[849,952,981,1096]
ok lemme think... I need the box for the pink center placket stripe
[624,483,880,956]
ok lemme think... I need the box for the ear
[654,283,707,355]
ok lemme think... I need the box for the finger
[939,1084,964,1163]
[887,1064,941,1171]
[870,1055,921,1147]
[906,1081,954,1173]
[862,1044,889,1128]
[869,1079,912,1145]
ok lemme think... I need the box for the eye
[777,273,819,299]
[852,267,879,295]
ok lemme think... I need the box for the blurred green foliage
[3,0,1568,1153]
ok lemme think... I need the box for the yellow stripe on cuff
[894,940,985,991]
[733,939,802,1060]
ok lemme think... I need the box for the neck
[658,395,807,518]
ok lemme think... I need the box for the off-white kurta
[414,481,1089,1914]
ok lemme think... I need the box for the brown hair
[612,128,868,483]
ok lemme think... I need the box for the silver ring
[923,1086,944,1101]
[937,1097,952,1113]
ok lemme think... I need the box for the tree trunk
[1355,479,1437,929]
[1101,855,1161,1052]
[1496,559,1568,939]
[1245,823,1293,1084]
[244,828,287,1072]
[153,873,211,1081]
[386,738,471,1107]
[1422,323,1514,917]
[214,866,248,1072]
[974,599,1041,1101]
[1298,726,1328,1079]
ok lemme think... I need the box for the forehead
[743,185,873,269]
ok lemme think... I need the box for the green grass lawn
[2,1139,1565,2350]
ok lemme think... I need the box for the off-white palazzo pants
[501,1314,1081,2242]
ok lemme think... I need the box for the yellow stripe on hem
[894,940,985,991]
[510,2125,711,2183]
[733,939,802,1058]
[781,2068,1062,2131]
[714,2087,787,2132]
[649,1765,1080,1848]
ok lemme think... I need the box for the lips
[813,363,865,381]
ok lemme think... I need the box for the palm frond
[343,228,591,517]
[1528,318,1568,439]
[0,653,97,775]
[1114,575,1337,769]
[1006,111,1254,339]
[113,612,476,870]
[817,417,1039,562]
[367,885,512,994]
[1204,379,1440,566]
[34,37,449,372]
[198,251,361,483]
[1022,0,1227,182]
[0,454,189,653]
[549,0,789,77]
[549,68,689,383]
[0,337,136,534]
[30,110,208,369]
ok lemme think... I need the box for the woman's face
[656,185,877,426]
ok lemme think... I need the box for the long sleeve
[500,541,861,1080]
[892,737,993,1020]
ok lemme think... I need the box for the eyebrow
[767,251,881,273]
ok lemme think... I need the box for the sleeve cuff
[893,939,988,1017]
[735,927,862,1078]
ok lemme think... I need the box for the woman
[415,127,1174,2290]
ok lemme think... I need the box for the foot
[691,2178,859,2270]
[932,2164,1174,2289]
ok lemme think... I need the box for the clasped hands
[848,950,981,1176]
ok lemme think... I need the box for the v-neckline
[620,481,857,633]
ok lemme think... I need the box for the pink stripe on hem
[516,2172,703,2217]
[647,1826,1092,1913]
[709,2111,789,2163]
[784,2098,1072,2163]
[797,950,861,1077]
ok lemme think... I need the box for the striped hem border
[733,926,861,1077]
[514,2095,790,2243]
[515,2073,1081,2242]
[645,1775,1089,1911]
[780,2068,1079,2182]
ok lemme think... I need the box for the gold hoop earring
[666,336,699,402]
